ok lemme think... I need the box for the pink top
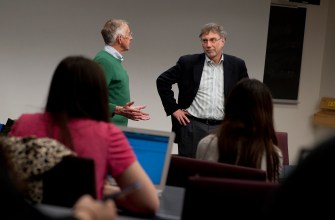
[9,113,136,199]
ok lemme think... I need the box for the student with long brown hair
[196,78,282,182]
[9,56,159,214]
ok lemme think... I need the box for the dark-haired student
[196,78,283,182]
[9,56,159,215]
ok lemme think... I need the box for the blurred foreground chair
[181,176,279,220]
[264,136,335,219]
[42,156,96,207]
[276,131,289,165]
[166,155,266,188]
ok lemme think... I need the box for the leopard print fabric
[0,136,75,204]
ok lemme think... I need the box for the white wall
[0,0,333,164]
[270,0,331,163]
[314,0,335,146]
[0,0,270,120]
[320,1,335,97]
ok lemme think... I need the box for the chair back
[1,118,15,135]
[276,131,289,165]
[181,176,279,220]
[42,156,96,207]
[166,155,266,187]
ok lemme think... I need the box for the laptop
[117,126,175,196]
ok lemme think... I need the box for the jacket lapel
[193,54,206,85]
[223,55,232,97]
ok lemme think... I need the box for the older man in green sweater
[94,19,150,126]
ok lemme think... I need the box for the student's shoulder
[198,134,218,148]
[274,145,283,155]
[16,112,46,122]
[9,113,47,136]
[196,134,219,160]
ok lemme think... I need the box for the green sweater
[94,50,130,126]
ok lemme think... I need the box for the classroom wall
[270,0,331,163]
[313,0,335,146]
[0,0,333,164]
[320,1,335,97]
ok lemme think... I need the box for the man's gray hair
[199,23,227,40]
[101,19,128,45]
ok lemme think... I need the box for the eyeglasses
[201,38,222,44]
[121,31,133,39]
[126,31,133,37]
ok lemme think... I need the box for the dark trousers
[178,118,220,158]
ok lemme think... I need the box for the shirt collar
[104,45,124,62]
[205,53,224,64]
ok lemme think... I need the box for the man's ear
[117,35,122,44]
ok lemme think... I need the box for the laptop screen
[118,126,175,192]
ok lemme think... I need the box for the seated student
[0,137,117,220]
[9,56,159,214]
[263,135,335,219]
[196,78,283,182]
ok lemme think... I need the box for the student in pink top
[9,56,159,215]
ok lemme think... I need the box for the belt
[188,115,223,125]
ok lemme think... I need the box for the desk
[36,186,185,220]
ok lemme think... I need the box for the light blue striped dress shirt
[186,55,224,120]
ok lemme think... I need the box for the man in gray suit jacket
[156,23,248,158]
